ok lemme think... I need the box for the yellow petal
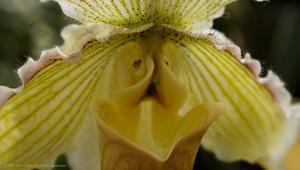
[160,29,298,170]
[89,37,222,169]
[94,100,222,170]
[0,34,134,169]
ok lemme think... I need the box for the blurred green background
[0,0,299,170]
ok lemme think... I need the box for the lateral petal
[0,34,135,169]
[162,29,298,170]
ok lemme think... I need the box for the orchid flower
[0,0,299,170]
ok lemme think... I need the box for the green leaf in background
[53,155,70,170]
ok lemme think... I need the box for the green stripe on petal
[161,30,297,170]
[157,0,235,33]
[58,23,153,61]
[47,0,237,32]
[0,34,134,168]
[47,0,154,27]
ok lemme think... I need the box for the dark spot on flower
[147,82,157,96]
[132,59,142,70]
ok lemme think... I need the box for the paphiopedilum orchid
[0,0,300,170]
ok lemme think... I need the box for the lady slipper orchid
[0,0,299,170]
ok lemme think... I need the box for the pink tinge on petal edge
[0,47,63,108]
[0,86,16,107]
[241,53,262,78]
[0,23,154,109]
[258,71,292,116]
[0,26,294,118]
[204,29,292,117]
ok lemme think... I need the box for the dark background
[0,0,299,169]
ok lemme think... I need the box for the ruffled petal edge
[59,23,154,62]
[0,23,153,109]
[159,1,279,108]
[182,28,293,117]
[0,48,62,108]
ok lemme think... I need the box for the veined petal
[59,23,153,60]
[157,0,235,33]
[45,0,155,27]
[0,34,135,169]
[160,29,298,170]
[46,0,255,34]
[158,0,270,34]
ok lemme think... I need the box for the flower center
[91,32,218,160]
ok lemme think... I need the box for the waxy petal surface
[161,30,297,170]
[0,34,135,168]
[48,0,235,33]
